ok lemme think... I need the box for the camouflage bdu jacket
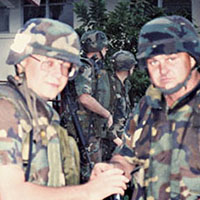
[109,73,132,139]
[74,58,110,139]
[0,77,80,186]
[118,83,200,200]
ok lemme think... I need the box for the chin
[48,95,57,100]
[40,93,57,101]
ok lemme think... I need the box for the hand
[86,168,129,200]
[107,114,113,128]
[90,162,114,180]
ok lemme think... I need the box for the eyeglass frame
[29,54,77,80]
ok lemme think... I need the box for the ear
[16,58,28,74]
[189,55,196,68]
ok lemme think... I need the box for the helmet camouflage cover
[111,50,137,71]
[137,15,200,69]
[80,30,108,53]
[6,18,82,68]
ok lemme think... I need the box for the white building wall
[0,0,119,80]
[0,0,21,80]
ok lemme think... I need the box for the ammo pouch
[56,124,80,185]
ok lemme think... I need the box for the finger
[90,163,114,180]
[102,168,125,177]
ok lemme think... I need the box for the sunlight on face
[147,52,195,90]
[24,55,72,100]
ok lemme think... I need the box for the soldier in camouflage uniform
[0,18,128,200]
[61,30,113,183]
[108,50,137,145]
[91,15,200,200]
[101,50,137,162]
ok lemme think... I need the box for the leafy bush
[73,0,189,105]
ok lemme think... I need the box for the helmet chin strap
[156,65,197,95]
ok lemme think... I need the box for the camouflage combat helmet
[137,15,200,95]
[80,30,108,53]
[111,50,137,71]
[137,15,200,69]
[6,18,82,69]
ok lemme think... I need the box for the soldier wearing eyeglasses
[0,18,128,200]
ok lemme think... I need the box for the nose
[159,61,168,75]
[51,62,63,78]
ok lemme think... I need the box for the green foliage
[73,1,89,28]
[73,0,108,35]
[105,0,166,55]
[73,0,189,105]
[88,0,107,29]
[129,69,150,106]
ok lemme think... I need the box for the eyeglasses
[30,55,76,79]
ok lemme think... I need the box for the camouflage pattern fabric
[137,15,200,69]
[0,77,80,186]
[117,83,200,200]
[109,73,132,139]
[65,57,110,182]
[6,18,82,78]
[101,73,132,162]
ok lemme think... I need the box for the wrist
[106,112,111,119]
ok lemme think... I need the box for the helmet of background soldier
[80,30,108,53]
[6,18,82,79]
[137,15,200,69]
[111,50,137,72]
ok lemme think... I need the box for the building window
[23,0,73,26]
[0,7,9,32]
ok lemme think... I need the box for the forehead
[147,52,189,60]
[31,54,68,63]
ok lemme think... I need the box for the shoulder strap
[107,72,118,114]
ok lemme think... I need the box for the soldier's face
[147,52,196,91]
[23,55,72,100]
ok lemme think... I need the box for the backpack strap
[107,72,118,115]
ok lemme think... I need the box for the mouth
[157,76,176,89]
[47,82,60,88]
[160,77,173,84]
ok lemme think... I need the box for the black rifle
[64,85,93,170]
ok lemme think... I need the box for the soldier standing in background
[61,30,113,183]
[102,50,137,162]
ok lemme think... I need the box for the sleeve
[0,99,23,168]
[114,101,142,163]
[74,63,93,96]
[96,70,110,109]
